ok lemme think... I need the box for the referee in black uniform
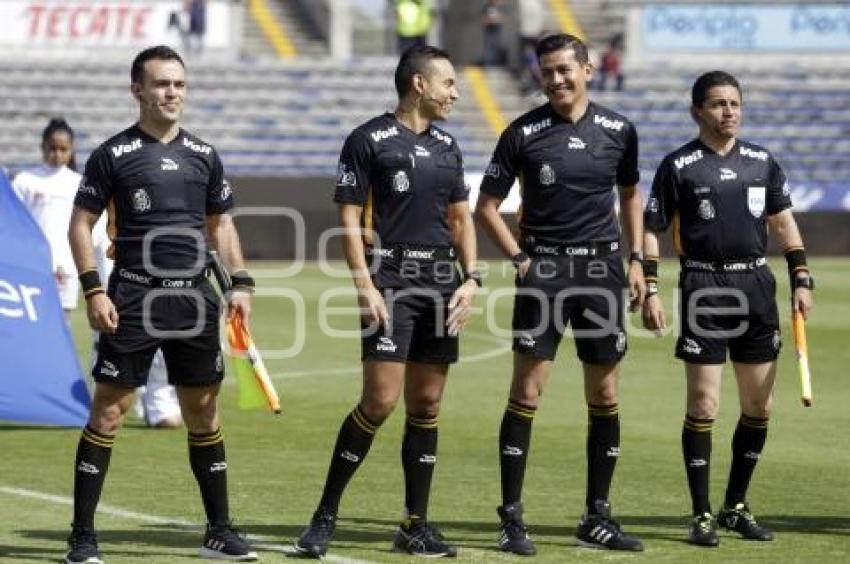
[643,70,814,547]
[294,46,478,559]
[475,33,645,554]
[66,46,256,563]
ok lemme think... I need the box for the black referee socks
[318,405,378,514]
[73,425,115,529]
[499,400,536,506]
[682,415,714,515]
[725,414,769,507]
[586,403,620,509]
[188,428,230,527]
[402,413,439,521]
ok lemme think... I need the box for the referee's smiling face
[693,85,741,140]
[132,58,186,126]
[416,58,460,122]
[539,47,592,110]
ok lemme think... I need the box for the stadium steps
[241,0,327,59]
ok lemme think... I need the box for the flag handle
[793,310,813,407]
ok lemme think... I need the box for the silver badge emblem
[393,170,410,193]
[747,186,766,218]
[539,163,555,186]
[697,199,715,220]
[132,188,151,212]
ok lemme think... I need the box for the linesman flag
[227,312,281,413]
[209,251,281,414]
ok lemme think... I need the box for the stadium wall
[232,177,850,260]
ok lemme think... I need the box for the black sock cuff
[406,413,438,430]
[684,415,714,432]
[588,403,619,418]
[739,414,769,429]
[506,399,537,420]
[351,406,378,435]
[82,425,115,448]
[188,428,223,447]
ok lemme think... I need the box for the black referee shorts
[92,277,225,388]
[676,267,781,364]
[512,253,628,364]
[362,287,459,364]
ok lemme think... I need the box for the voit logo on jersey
[376,336,397,352]
[568,136,586,150]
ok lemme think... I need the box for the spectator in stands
[482,0,505,66]
[185,0,207,54]
[596,34,624,92]
[518,0,546,93]
[167,10,190,53]
[396,0,432,54]
[12,118,80,318]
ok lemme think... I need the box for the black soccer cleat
[688,512,720,547]
[294,508,337,558]
[64,524,103,564]
[717,502,774,541]
[576,500,644,552]
[497,502,537,556]
[199,522,258,561]
[392,520,457,557]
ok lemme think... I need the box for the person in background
[597,34,624,92]
[482,0,504,66]
[13,118,81,318]
[396,0,433,54]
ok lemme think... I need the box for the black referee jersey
[74,124,234,272]
[334,112,468,246]
[480,101,639,244]
[645,139,792,261]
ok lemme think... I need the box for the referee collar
[547,100,594,126]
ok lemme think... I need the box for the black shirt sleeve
[616,122,640,187]
[74,147,112,214]
[765,156,792,215]
[644,156,678,232]
[448,143,469,203]
[206,151,235,215]
[480,126,521,199]
[334,131,373,205]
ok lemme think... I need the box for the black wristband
[511,251,529,268]
[785,248,808,277]
[464,271,483,287]
[643,257,659,280]
[78,269,104,298]
[230,271,255,292]
[629,251,643,264]
[792,273,815,291]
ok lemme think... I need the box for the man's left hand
[447,280,478,336]
[227,290,252,324]
[627,261,646,312]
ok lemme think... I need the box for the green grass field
[2,258,849,563]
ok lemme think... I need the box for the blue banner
[643,4,850,51]
[0,171,90,427]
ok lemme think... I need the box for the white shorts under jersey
[13,164,81,309]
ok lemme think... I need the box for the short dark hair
[691,70,741,107]
[131,45,185,84]
[394,45,452,98]
[535,33,589,64]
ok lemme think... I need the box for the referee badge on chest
[132,188,152,212]
[393,170,410,193]
[697,199,715,221]
[539,163,555,186]
[747,186,766,218]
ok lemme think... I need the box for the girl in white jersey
[12,118,81,313]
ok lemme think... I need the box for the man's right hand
[641,294,666,333]
[516,257,532,281]
[358,284,389,328]
[87,293,119,333]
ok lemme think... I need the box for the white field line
[0,485,374,564]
